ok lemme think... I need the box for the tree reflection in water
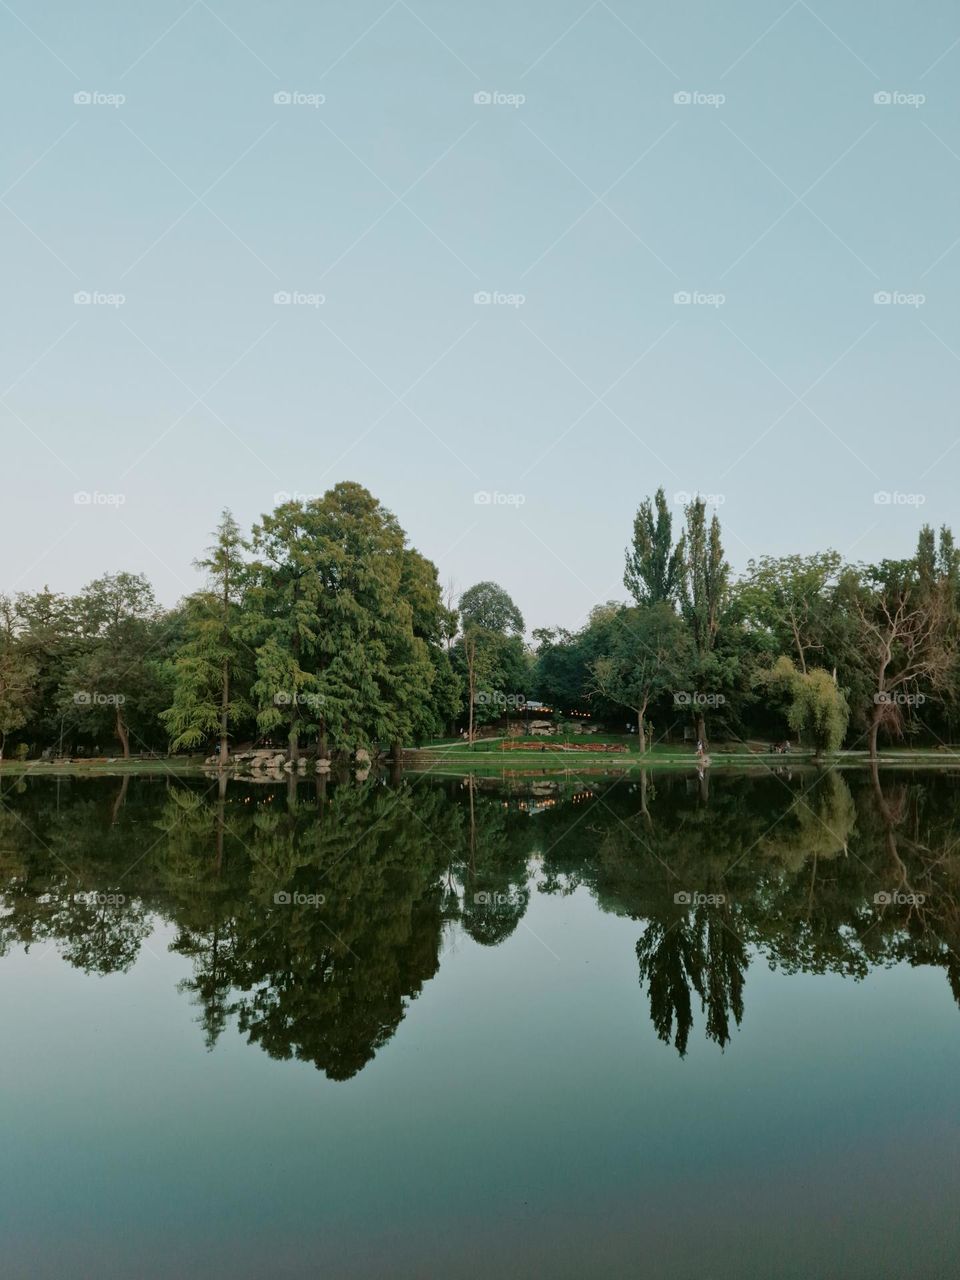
[0,764,959,1075]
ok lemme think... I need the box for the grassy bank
[3,744,960,780]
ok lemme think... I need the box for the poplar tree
[678,498,730,746]
[624,487,685,606]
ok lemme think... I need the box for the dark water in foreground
[0,766,958,1279]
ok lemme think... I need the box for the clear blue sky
[4,0,960,631]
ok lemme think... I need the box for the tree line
[1,481,958,762]
[533,488,960,759]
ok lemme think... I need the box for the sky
[3,0,960,634]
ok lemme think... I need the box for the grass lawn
[4,744,960,780]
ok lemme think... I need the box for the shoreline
[3,749,960,779]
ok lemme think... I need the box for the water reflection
[1,766,958,1076]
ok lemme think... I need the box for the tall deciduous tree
[624,487,685,606]
[738,552,841,674]
[849,549,954,761]
[589,603,691,751]
[458,581,524,635]
[61,572,165,758]
[678,498,730,746]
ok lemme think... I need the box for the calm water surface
[0,767,958,1278]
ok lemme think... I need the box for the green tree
[759,655,850,755]
[162,510,253,762]
[589,603,691,751]
[248,483,446,760]
[678,498,730,746]
[0,598,37,761]
[458,581,524,635]
[624,487,685,606]
[60,572,166,758]
[738,551,841,673]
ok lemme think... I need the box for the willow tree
[759,655,849,756]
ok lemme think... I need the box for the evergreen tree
[162,510,253,762]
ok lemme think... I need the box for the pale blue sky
[4,0,960,630]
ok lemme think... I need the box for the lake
[0,766,958,1278]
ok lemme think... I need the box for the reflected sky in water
[0,767,958,1278]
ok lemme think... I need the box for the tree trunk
[869,703,882,763]
[219,659,229,766]
[467,644,475,748]
[695,710,706,747]
[115,707,130,758]
[636,704,647,754]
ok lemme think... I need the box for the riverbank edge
[3,750,960,778]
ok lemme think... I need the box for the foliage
[759,656,850,754]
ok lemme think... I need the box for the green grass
[5,744,960,780]
[0,756,206,776]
